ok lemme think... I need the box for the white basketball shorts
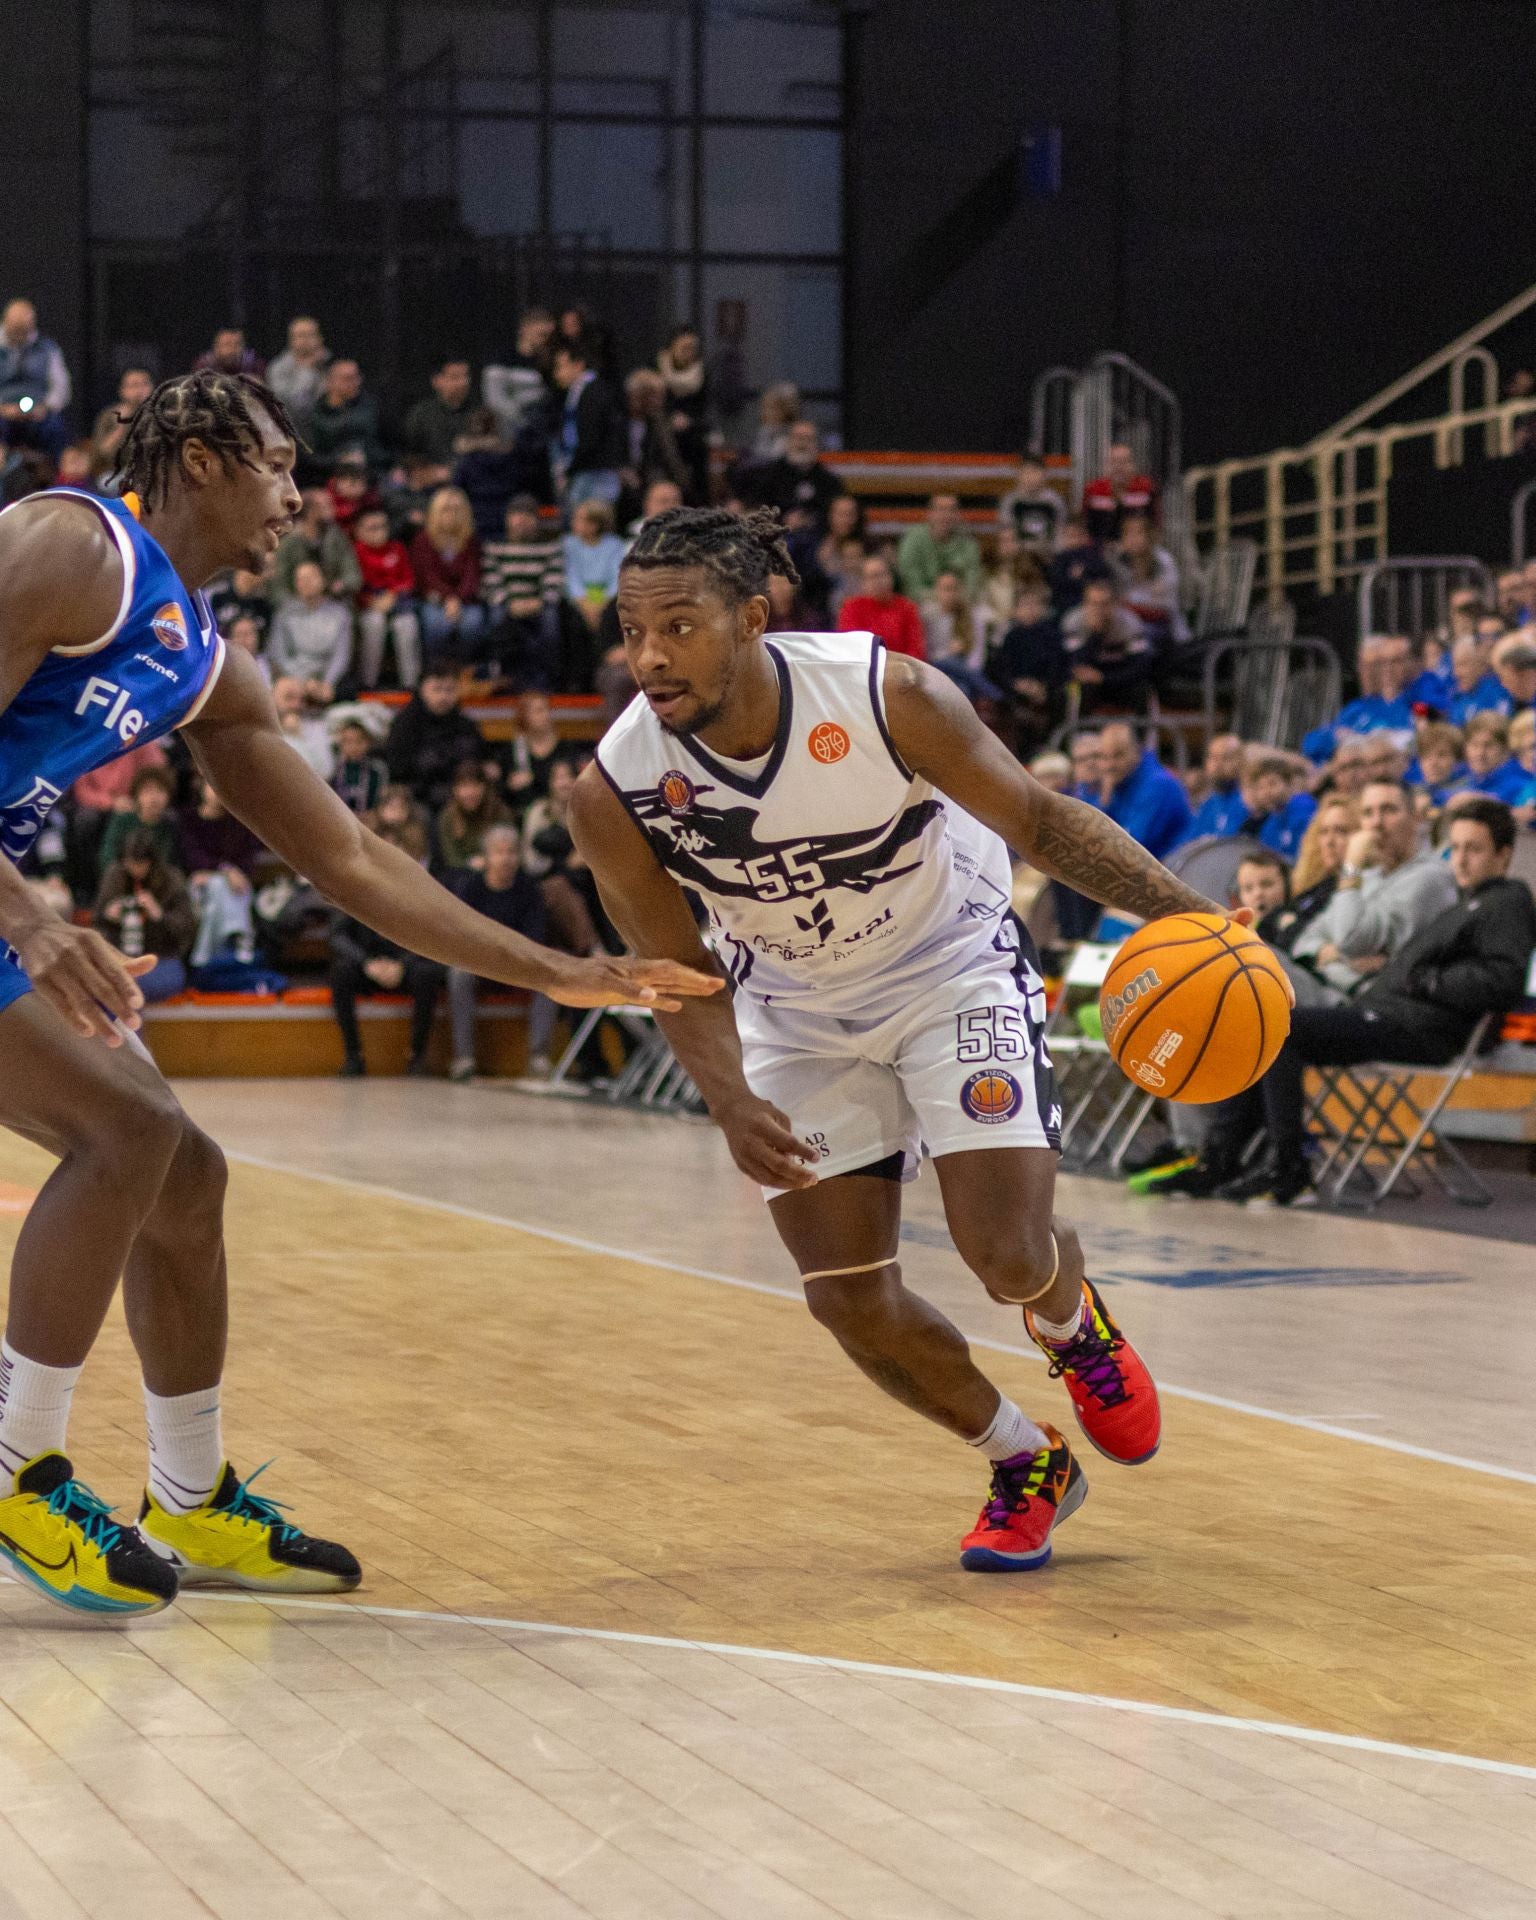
[735,922,1062,1195]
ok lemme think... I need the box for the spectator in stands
[897,493,983,600]
[328,898,445,1080]
[307,358,387,475]
[1062,579,1156,712]
[633,478,685,533]
[383,665,486,810]
[266,315,331,430]
[1442,631,1507,725]
[1268,795,1357,949]
[483,306,555,441]
[1047,514,1112,614]
[368,784,431,862]
[1113,513,1188,648]
[89,366,152,482]
[990,580,1066,750]
[1303,634,1418,761]
[1359,734,1409,787]
[329,714,389,816]
[1408,720,1468,810]
[562,498,628,637]
[446,823,555,1081]
[68,738,170,890]
[93,829,196,1004]
[1238,749,1317,862]
[1098,722,1192,859]
[996,455,1064,553]
[326,450,380,534]
[273,486,362,603]
[1504,710,1536,822]
[1028,751,1071,794]
[482,494,564,690]
[921,571,997,705]
[1083,442,1158,543]
[265,559,353,705]
[98,765,182,875]
[551,340,624,508]
[223,612,268,681]
[837,554,925,659]
[1497,570,1531,628]
[401,357,474,470]
[271,675,335,780]
[436,758,511,873]
[351,504,421,690]
[744,419,846,533]
[743,382,802,470]
[1492,633,1536,716]
[0,298,71,460]
[619,369,691,515]
[814,494,867,620]
[1198,798,1536,1206]
[656,324,711,501]
[194,327,264,379]
[1459,713,1520,800]
[1179,733,1248,842]
[409,486,486,658]
[1233,847,1290,922]
[179,777,263,969]
[502,691,568,811]
[451,407,520,543]
[1070,730,1105,803]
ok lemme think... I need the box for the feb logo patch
[808,721,850,764]
[961,1069,1022,1125]
[149,601,189,651]
[658,768,696,815]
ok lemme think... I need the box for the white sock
[0,1338,81,1490]
[970,1396,1050,1463]
[1031,1292,1086,1344]
[144,1383,224,1513]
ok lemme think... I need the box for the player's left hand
[544,954,725,1013]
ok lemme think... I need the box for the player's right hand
[14,920,156,1045]
[717,1093,820,1190]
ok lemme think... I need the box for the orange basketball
[1098,912,1294,1105]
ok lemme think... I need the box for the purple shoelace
[1046,1319,1129,1407]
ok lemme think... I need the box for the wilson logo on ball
[808,722,850,764]
[961,1070,1022,1124]
[1101,965,1160,1038]
[658,769,696,815]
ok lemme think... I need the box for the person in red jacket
[1082,441,1159,543]
[836,553,927,659]
[408,485,487,661]
[352,504,423,689]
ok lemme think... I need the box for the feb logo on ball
[658,769,696,815]
[961,1069,1022,1125]
[149,601,189,650]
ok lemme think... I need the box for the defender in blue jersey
[0,372,718,1618]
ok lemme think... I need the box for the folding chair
[1045,941,1156,1169]
[1303,1015,1495,1209]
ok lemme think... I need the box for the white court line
[224,1150,1536,1490]
[182,1588,1536,1788]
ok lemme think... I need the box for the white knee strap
[799,1255,898,1284]
[990,1231,1060,1306]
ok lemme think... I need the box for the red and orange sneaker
[1026,1279,1161,1466]
[960,1424,1086,1572]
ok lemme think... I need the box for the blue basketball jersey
[0,488,225,866]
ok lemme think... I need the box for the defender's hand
[545,953,725,1013]
[717,1092,819,1190]
[14,920,156,1044]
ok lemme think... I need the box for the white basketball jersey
[595,631,1016,1019]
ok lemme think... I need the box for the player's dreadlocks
[112,370,298,509]
[621,505,801,603]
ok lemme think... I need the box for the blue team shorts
[0,949,34,1017]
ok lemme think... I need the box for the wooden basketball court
[0,1079,1532,1918]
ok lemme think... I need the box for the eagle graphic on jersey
[625,778,944,904]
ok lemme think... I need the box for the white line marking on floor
[224,1150,1536,1490]
[181,1588,1536,1787]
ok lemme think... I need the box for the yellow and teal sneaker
[138,1461,362,1593]
[0,1452,178,1618]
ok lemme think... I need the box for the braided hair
[113,370,297,509]
[621,505,800,604]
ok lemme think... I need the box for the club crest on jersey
[961,1069,1023,1125]
[808,721,850,764]
[658,768,696,815]
[149,602,189,651]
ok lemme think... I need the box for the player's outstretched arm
[882,654,1224,923]
[568,766,817,1189]
[0,500,159,1043]
[182,646,722,1011]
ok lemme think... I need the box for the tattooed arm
[882,655,1224,921]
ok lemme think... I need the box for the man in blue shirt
[1178,733,1247,844]
[1098,722,1193,860]
[1240,752,1318,861]
[1303,634,1420,763]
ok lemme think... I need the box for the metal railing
[1513,478,1536,565]
[1356,557,1495,644]
[1200,637,1342,751]
[1028,351,1182,510]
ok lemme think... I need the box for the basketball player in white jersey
[572,508,1237,1570]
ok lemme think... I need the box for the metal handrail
[1200,636,1342,750]
[1513,478,1536,566]
[1356,557,1495,643]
